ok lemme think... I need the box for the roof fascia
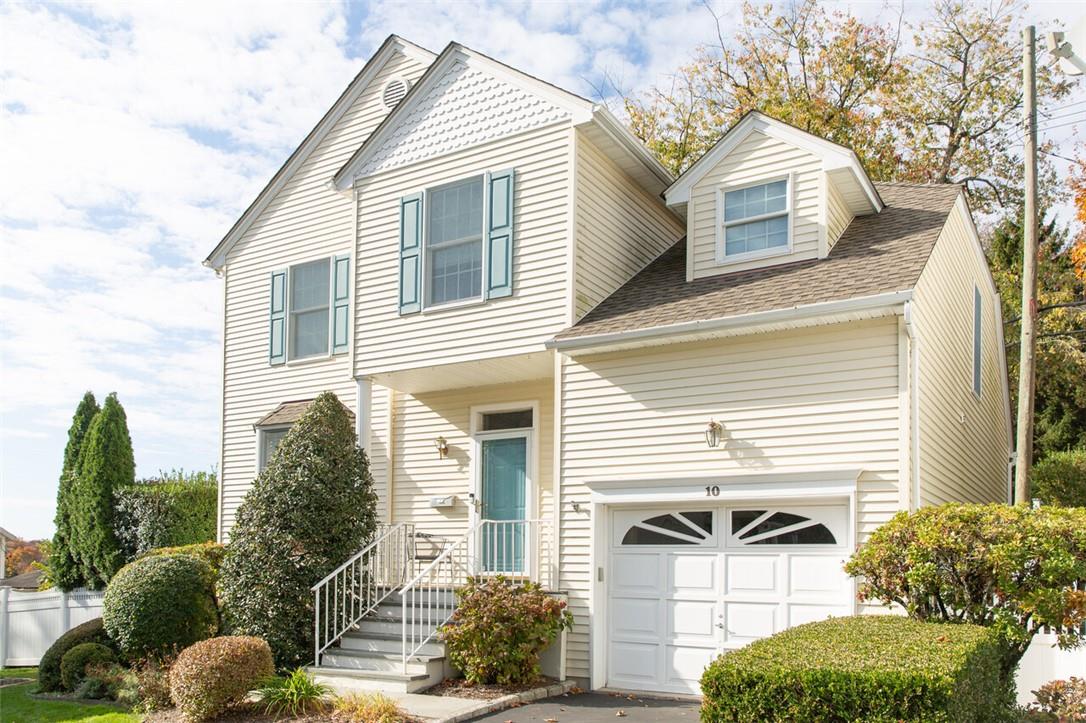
[204,35,436,270]
[587,106,675,190]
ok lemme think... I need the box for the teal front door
[480,435,527,573]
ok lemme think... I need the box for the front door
[480,435,527,573]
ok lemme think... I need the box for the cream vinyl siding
[386,379,554,536]
[573,131,684,319]
[354,124,572,374]
[825,176,852,254]
[219,51,429,536]
[911,200,1010,506]
[558,319,902,679]
[690,130,822,279]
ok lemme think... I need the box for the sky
[1,0,1084,541]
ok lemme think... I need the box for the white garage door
[607,504,853,695]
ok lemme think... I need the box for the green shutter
[269,269,287,365]
[485,169,515,299]
[399,193,423,314]
[332,254,350,355]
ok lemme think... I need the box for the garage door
[607,504,853,695]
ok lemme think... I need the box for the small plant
[73,676,112,700]
[1028,677,1086,722]
[129,657,175,713]
[60,642,114,691]
[169,636,274,722]
[440,576,573,685]
[37,617,115,692]
[332,692,407,723]
[256,668,331,717]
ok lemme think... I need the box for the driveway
[468,690,701,722]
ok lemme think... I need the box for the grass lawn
[0,668,139,723]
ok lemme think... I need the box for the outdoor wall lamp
[705,419,723,448]
[434,436,449,459]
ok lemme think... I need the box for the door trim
[469,400,540,526]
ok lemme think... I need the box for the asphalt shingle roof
[255,399,354,427]
[556,183,962,341]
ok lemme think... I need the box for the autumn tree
[51,391,99,590]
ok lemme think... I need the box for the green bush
[38,617,115,692]
[114,470,218,560]
[60,642,115,691]
[169,636,275,722]
[845,503,1086,677]
[255,668,331,718]
[140,542,226,578]
[70,393,134,588]
[102,553,218,660]
[52,392,100,591]
[440,576,573,685]
[699,616,1012,722]
[1032,448,1086,507]
[220,392,377,666]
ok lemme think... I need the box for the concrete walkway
[467,690,701,722]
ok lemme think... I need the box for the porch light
[705,419,723,448]
[434,436,449,459]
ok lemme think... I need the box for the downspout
[903,301,921,510]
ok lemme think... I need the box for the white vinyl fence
[1017,631,1086,706]
[0,587,105,667]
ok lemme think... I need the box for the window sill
[281,351,347,368]
[420,296,488,315]
[714,245,792,267]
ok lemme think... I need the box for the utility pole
[1014,25,1038,506]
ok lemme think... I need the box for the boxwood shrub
[699,616,1012,722]
[60,642,114,691]
[169,636,274,722]
[38,617,115,692]
[139,542,226,578]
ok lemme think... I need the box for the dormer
[664,112,883,281]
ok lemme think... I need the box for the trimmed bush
[220,392,377,666]
[52,392,100,591]
[103,553,218,660]
[169,636,274,722]
[140,542,226,578]
[38,617,114,692]
[114,470,218,560]
[699,616,1012,722]
[1032,448,1086,507]
[60,642,114,691]
[440,576,573,685]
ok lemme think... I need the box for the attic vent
[382,78,409,109]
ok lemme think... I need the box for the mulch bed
[146,703,330,722]
[423,676,564,701]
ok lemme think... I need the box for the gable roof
[203,35,436,271]
[333,42,673,194]
[551,183,961,349]
[254,398,354,428]
[664,111,883,215]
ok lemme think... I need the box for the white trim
[904,301,922,509]
[586,107,674,190]
[205,36,436,270]
[818,169,829,258]
[356,378,371,451]
[216,266,227,542]
[566,127,579,325]
[897,315,911,511]
[714,173,794,266]
[548,290,913,353]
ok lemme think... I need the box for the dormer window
[717,175,792,262]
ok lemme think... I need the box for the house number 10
[705,485,720,497]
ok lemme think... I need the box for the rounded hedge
[169,636,274,722]
[103,553,219,660]
[38,617,114,692]
[60,642,114,691]
[139,542,225,578]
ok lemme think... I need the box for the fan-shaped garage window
[731,509,836,545]
[621,511,713,546]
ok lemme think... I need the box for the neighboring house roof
[203,35,437,271]
[552,183,961,347]
[0,569,41,590]
[0,526,17,542]
[255,399,355,427]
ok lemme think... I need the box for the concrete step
[371,600,456,622]
[339,631,445,657]
[383,589,458,607]
[307,664,439,695]
[320,647,437,675]
[357,617,442,638]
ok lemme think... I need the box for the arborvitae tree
[219,392,377,666]
[51,392,100,591]
[71,393,135,588]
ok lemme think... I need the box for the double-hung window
[289,258,331,359]
[268,255,350,365]
[257,426,290,472]
[719,177,791,260]
[427,176,484,305]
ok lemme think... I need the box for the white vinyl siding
[911,199,1010,507]
[690,130,821,279]
[218,50,429,537]
[558,319,903,679]
[354,124,571,375]
[573,131,684,319]
[825,176,852,255]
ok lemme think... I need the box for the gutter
[547,289,914,353]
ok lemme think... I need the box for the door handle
[715,622,725,629]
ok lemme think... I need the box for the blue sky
[1,0,1083,540]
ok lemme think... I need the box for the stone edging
[431,679,577,723]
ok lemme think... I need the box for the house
[0,527,16,580]
[204,35,1012,696]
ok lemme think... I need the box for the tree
[219,392,377,666]
[5,538,45,577]
[70,392,134,589]
[51,391,100,590]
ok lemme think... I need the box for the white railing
[400,519,554,671]
[312,523,414,665]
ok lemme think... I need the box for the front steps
[309,589,457,694]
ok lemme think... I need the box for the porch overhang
[362,349,554,394]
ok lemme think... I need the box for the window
[620,511,714,546]
[258,426,290,471]
[427,176,484,305]
[269,255,350,365]
[730,509,837,545]
[290,258,330,359]
[481,409,533,431]
[973,286,982,396]
[720,178,790,259]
